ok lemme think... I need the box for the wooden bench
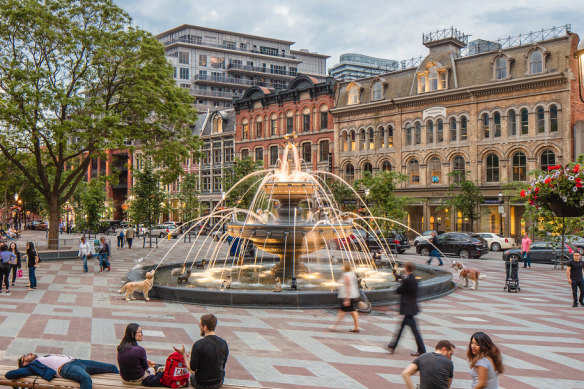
[0,365,270,389]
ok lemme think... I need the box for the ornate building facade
[332,26,584,238]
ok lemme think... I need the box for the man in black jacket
[388,262,426,356]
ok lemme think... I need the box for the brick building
[233,75,335,172]
[331,25,584,238]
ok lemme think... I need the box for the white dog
[450,261,486,290]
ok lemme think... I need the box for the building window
[241,149,249,159]
[406,124,413,146]
[512,151,527,181]
[255,119,263,138]
[387,126,394,148]
[520,109,529,135]
[415,122,422,145]
[418,75,426,93]
[319,141,329,162]
[179,68,189,80]
[486,153,500,182]
[381,160,392,171]
[429,157,441,184]
[372,81,383,100]
[363,162,373,174]
[493,112,501,137]
[450,118,457,141]
[210,56,225,69]
[348,86,359,105]
[255,148,263,163]
[350,131,355,151]
[178,51,189,64]
[536,107,545,133]
[427,121,434,143]
[495,56,507,79]
[359,129,366,151]
[452,156,465,183]
[408,159,420,184]
[436,119,443,143]
[530,50,543,74]
[320,111,328,130]
[213,148,221,163]
[429,66,438,91]
[550,105,558,132]
[271,116,278,136]
[225,143,234,162]
[345,164,355,183]
[369,128,374,150]
[303,114,310,133]
[460,116,468,140]
[173,67,177,78]
[286,115,293,134]
[482,113,490,139]
[508,110,516,136]
[302,143,311,163]
[540,149,556,171]
[199,55,207,66]
[242,121,249,140]
[270,146,279,166]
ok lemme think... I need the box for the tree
[222,157,264,209]
[0,0,198,247]
[440,171,484,231]
[328,179,357,212]
[179,172,199,223]
[71,179,107,233]
[128,163,165,240]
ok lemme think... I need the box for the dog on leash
[450,261,486,290]
[118,270,154,301]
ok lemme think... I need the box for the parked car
[564,235,584,252]
[35,221,49,231]
[413,230,445,246]
[28,221,42,230]
[360,230,411,254]
[476,232,517,251]
[502,241,582,264]
[416,232,489,259]
[329,233,357,250]
[144,224,181,238]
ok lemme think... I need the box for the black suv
[416,232,489,259]
[360,230,411,254]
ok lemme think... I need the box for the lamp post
[13,193,19,230]
[364,188,370,208]
[498,192,504,235]
[575,41,584,103]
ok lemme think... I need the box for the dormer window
[495,56,507,79]
[372,81,383,100]
[347,83,361,105]
[530,50,542,74]
[417,62,448,93]
[212,115,223,134]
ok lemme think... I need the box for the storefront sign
[422,106,446,120]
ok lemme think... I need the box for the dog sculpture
[177,269,191,284]
[450,261,486,290]
[272,277,282,292]
[195,259,207,269]
[220,275,232,290]
[171,264,186,276]
[118,271,154,301]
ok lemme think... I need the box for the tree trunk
[48,195,60,250]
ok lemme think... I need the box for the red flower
[574,165,580,174]
[535,187,540,193]
[545,178,551,184]
[576,178,582,184]
[520,190,526,198]
[577,183,582,188]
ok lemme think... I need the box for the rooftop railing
[423,26,469,45]
[227,63,298,77]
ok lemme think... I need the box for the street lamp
[575,40,584,103]
[498,192,504,235]
[364,188,370,207]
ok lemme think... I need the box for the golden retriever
[118,270,154,301]
[450,261,486,290]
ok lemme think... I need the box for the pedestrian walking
[567,251,584,307]
[329,261,361,332]
[401,339,455,389]
[426,231,443,266]
[388,262,426,356]
[25,242,39,290]
[0,243,16,295]
[117,229,125,250]
[467,332,503,389]
[125,226,135,249]
[521,232,532,269]
[8,242,21,286]
[78,236,93,273]
[98,237,111,273]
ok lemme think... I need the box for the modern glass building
[328,53,399,80]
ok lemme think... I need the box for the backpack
[160,352,190,388]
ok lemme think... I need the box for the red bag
[160,352,189,388]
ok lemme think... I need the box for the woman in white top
[467,332,504,389]
[78,236,93,273]
[329,262,361,332]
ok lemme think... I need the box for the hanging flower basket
[521,163,584,217]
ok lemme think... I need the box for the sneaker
[573,303,579,307]
[11,283,15,286]
[26,287,33,291]
[5,291,10,296]
[107,267,111,272]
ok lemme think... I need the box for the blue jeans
[522,251,531,268]
[427,249,443,265]
[82,254,88,272]
[60,359,119,389]
[98,253,109,270]
[28,267,37,288]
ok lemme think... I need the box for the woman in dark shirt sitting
[117,323,162,386]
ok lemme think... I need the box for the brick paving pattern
[1,233,583,388]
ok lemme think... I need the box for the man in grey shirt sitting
[401,340,455,389]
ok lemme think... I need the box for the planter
[547,198,584,217]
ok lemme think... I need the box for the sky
[114,0,584,70]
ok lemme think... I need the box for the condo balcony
[226,63,297,79]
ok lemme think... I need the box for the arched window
[378,127,385,149]
[428,66,438,91]
[286,110,294,134]
[381,160,392,171]
[350,131,355,151]
[452,156,465,183]
[415,122,422,145]
[493,112,501,137]
[520,108,529,135]
[255,147,264,163]
[450,118,457,141]
[437,119,444,143]
[460,117,468,140]
[530,50,543,74]
[405,124,413,146]
[407,159,420,183]
[255,117,263,138]
[212,115,223,133]
[242,119,249,140]
[345,164,355,182]
[372,81,383,100]
[429,157,441,184]
[270,146,279,166]
[508,110,516,136]
[495,56,507,79]
[486,153,500,182]
[270,114,278,136]
[348,86,359,105]
[369,128,374,150]
[536,107,545,133]
[482,113,490,139]
[302,143,311,163]
[427,121,434,143]
[360,129,366,150]
[363,162,373,173]
[387,126,394,148]
[540,149,556,171]
[512,151,527,181]
[418,75,426,93]
[550,105,558,132]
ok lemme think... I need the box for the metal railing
[227,63,297,77]
[399,56,424,70]
[423,27,469,46]
[194,74,288,89]
[192,88,240,99]
[163,36,298,59]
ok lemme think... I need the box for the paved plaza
[1,232,583,388]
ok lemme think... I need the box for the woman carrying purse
[25,242,39,290]
[8,242,21,286]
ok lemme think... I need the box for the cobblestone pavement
[1,232,583,388]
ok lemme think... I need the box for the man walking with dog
[567,251,584,307]
[521,232,532,269]
[388,262,426,356]
[401,340,455,389]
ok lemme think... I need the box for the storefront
[478,199,502,234]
